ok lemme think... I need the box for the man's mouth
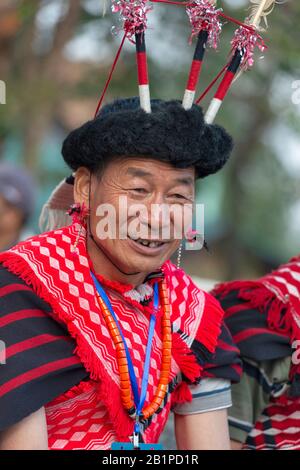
[133,238,165,248]
[128,236,170,253]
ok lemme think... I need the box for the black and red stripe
[186,30,208,92]
[0,265,88,431]
[135,31,149,86]
[214,49,242,101]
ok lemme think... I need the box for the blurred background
[0,0,300,282]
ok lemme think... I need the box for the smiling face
[74,157,195,285]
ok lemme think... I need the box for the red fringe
[172,332,202,383]
[213,279,300,379]
[273,394,290,406]
[171,381,192,406]
[49,380,95,405]
[195,292,224,354]
[0,252,134,442]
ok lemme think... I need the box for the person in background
[213,257,300,450]
[0,162,36,251]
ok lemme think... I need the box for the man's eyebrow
[174,176,195,186]
[126,167,194,186]
[126,168,153,178]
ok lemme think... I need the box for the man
[213,256,300,450]
[0,162,35,251]
[0,98,241,450]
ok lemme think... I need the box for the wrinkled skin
[74,157,195,286]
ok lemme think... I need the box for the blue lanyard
[91,272,159,426]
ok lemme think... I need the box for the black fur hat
[62,97,233,179]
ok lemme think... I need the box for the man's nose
[139,200,173,236]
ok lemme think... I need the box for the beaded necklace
[91,272,172,447]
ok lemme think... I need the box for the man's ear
[74,167,91,207]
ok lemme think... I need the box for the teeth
[134,239,164,248]
[149,242,158,248]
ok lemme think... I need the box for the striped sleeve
[0,265,88,431]
[188,292,243,384]
[173,378,232,415]
[201,320,243,383]
[215,289,291,362]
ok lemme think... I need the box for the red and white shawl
[0,223,224,450]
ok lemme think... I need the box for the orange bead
[120,381,129,390]
[159,377,169,385]
[113,334,123,344]
[120,372,130,382]
[105,316,116,326]
[153,396,163,407]
[118,357,128,367]
[163,333,172,341]
[109,325,120,336]
[155,390,166,400]
[96,289,173,422]
[123,400,135,409]
[102,310,111,319]
[162,351,172,360]
[163,361,172,369]
[149,403,159,413]
[142,410,150,419]
[119,365,129,374]
[116,349,127,359]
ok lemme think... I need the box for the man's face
[75,157,195,276]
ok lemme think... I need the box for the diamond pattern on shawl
[2,223,217,448]
[46,383,117,450]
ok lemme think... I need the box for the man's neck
[87,237,147,287]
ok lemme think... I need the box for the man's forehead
[109,157,195,183]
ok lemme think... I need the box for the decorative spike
[135,31,151,113]
[183,0,221,110]
[205,0,278,124]
[248,0,277,29]
[101,0,108,16]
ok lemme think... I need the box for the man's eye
[131,188,147,194]
[170,194,187,200]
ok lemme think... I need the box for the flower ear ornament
[67,203,90,255]
[67,202,89,225]
[185,228,204,251]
